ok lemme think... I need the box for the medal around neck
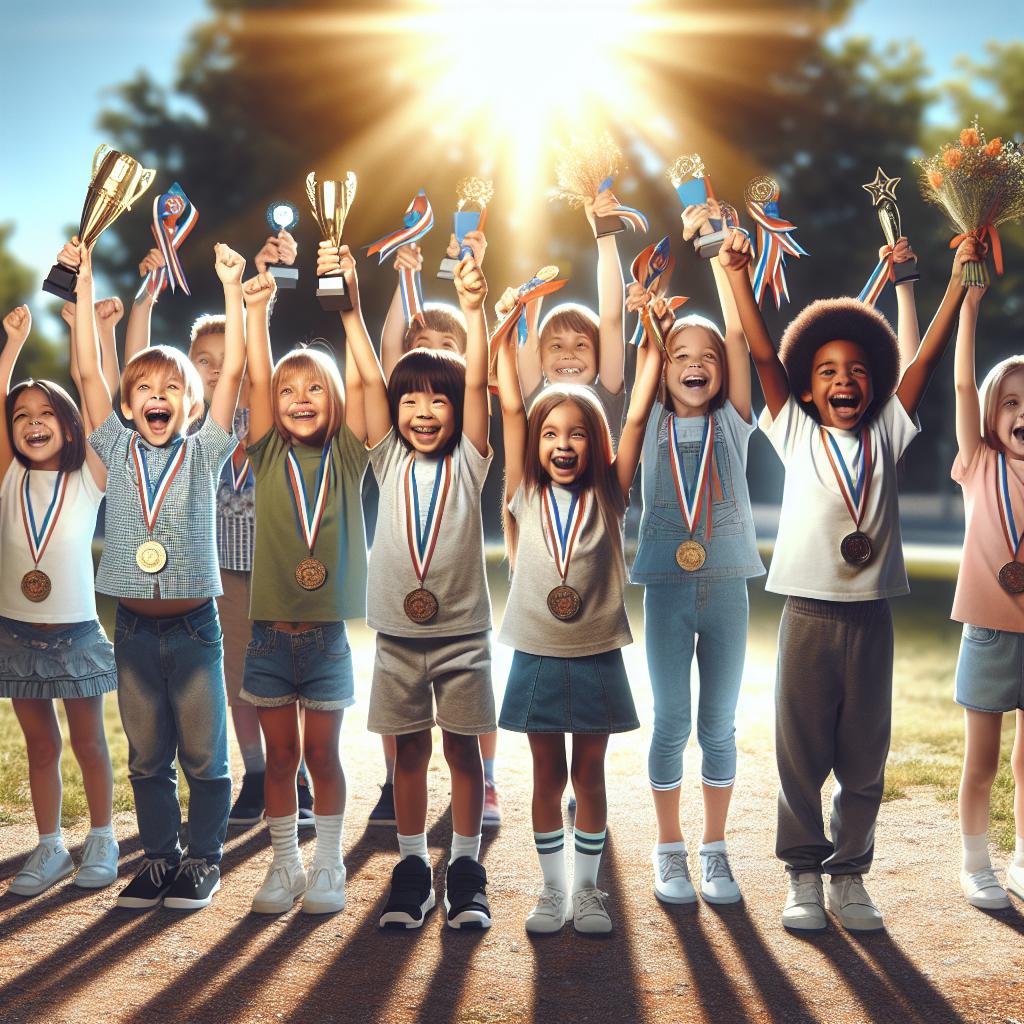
[306,171,356,310]
[21,569,52,603]
[264,201,299,289]
[547,584,582,621]
[995,452,1024,595]
[438,177,493,280]
[19,469,69,601]
[404,588,439,624]
[667,413,715,570]
[819,427,874,568]
[136,539,168,574]
[403,455,452,622]
[295,557,328,591]
[543,487,587,621]
[286,445,332,592]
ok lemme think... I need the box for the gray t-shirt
[524,379,626,448]
[366,429,492,638]
[498,483,632,658]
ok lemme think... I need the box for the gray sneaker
[572,887,612,934]
[782,871,827,932]
[827,874,884,932]
[525,884,568,934]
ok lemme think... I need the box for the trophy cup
[306,171,357,311]
[43,145,156,303]
[438,177,493,281]
[264,201,299,289]
[862,167,919,284]
[668,154,727,259]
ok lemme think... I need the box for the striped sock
[534,829,567,892]
[573,827,607,891]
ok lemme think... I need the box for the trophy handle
[126,168,157,211]
[90,144,112,185]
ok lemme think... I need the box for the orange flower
[960,127,980,147]
[928,170,944,189]
[984,137,1002,157]
[943,148,963,170]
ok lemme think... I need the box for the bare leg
[394,730,432,835]
[443,731,484,837]
[529,734,568,833]
[12,699,63,835]
[958,708,1003,835]
[257,704,301,816]
[301,709,345,816]
[64,696,113,828]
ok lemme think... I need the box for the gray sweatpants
[775,596,894,876]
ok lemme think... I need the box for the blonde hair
[403,304,467,353]
[980,356,1024,450]
[272,347,346,441]
[660,314,729,412]
[538,303,600,349]
[121,346,204,418]
[189,314,226,348]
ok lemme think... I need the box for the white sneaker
[827,874,884,932]
[699,847,741,905]
[572,887,612,934]
[525,884,569,934]
[1008,862,1024,901]
[251,860,307,914]
[781,872,827,932]
[960,867,1010,910]
[74,833,120,889]
[9,843,74,897]
[653,846,696,905]
[302,863,346,915]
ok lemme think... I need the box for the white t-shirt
[759,395,919,601]
[0,461,104,623]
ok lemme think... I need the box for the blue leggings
[644,578,749,791]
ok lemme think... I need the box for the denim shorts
[241,621,355,711]
[954,623,1024,713]
[499,648,639,735]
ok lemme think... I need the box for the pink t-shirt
[951,444,1024,632]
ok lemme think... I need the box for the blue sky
[0,1,1001,297]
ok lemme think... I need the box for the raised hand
[242,272,277,309]
[889,236,916,265]
[445,231,487,264]
[394,242,423,273]
[317,240,342,278]
[681,203,711,241]
[254,231,298,274]
[138,247,165,279]
[454,255,487,312]
[717,227,753,273]
[952,235,982,282]
[2,305,32,345]
[95,297,124,328]
[214,243,246,285]
[495,285,518,319]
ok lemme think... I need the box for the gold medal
[295,558,328,591]
[675,540,707,572]
[20,570,52,603]
[547,585,582,621]
[404,588,439,624]
[136,540,167,574]
[535,265,559,282]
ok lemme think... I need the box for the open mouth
[144,409,171,425]
[552,453,579,470]
[1012,426,1024,443]
[828,393,860,410]
[552,366,584,376]
[682,374,708,389]
[412,425,440,438]
[24,431,52,448]
[289,409,316,420]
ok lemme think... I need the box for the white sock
[534,829,567,892]
[573,827,606,892]
[88,823,115,840]
[313,813,344,868]
[961,831,991,874]
[267,814,301,868]
[449,831,481,865]
[699,839,726,856]
[398,831,429,865]
[657,840,686,858]
[39,829,64,851]
[1015,835,1024,870]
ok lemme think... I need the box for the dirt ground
[2,632,1023,1024]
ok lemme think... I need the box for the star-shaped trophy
[862,166,919,284]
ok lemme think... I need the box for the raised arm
[0,305,31,476]
[588,190,625,395]
[208,244,246,432]
[515,291,546,400]
[453,254,489,456]
[65,240,114,428]
[242,268,275,444]
[94,297,124,401]
[953,284,985,466]
[124,248,163,365]
[497,328,527,503]
[615,310,666,498]
[254,230,297,276]
[380,243,422,380]
[891,238,920,373]
[708,206,752,422]
[719,228,790,418]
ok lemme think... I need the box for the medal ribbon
[628,237,688,349]
[20,470,69,566]
[367,190,435,328]
[403,454,452,584]
[137,182,198,300]
[820,427,872,530]
[130,433,187,533]
[542,486,587,584]
[598,176,649,233]
[746,194,807,310]
[996,452,1023,561]
[229,441,253,493]
[668,414,716,540]
[285,444,332,555]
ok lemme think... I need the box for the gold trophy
[863,167,919,284]
[43,145,156,303]
[306,170,357,311]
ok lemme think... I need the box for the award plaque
[43,145,156,303]
[438,177,493,280]
[668,154,726,259]
[264,201,299,289]
[863,167,919,285]
[306,171,357,311]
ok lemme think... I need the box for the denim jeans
[114,600,231,864]
[643,578,749,790]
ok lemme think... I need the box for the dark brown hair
[388,348,467,457]
[6,380,87,472]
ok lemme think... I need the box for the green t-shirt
[247,425,368,622]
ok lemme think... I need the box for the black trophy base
[694,229,727,259]
[269,265,299,290]
[437,257,458,281]
[317,275,352,312]
[42,263,78,303]
[893,258,920,286]
[594,214,624,238]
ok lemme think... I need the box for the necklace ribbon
[542,486,587,583]
[229,441,252,492]
[403,454,452,583]
[285,444,332,554]
[996,451,1023,561]
[130,433,187,533]
[668,414,716,539]
[820,427,873,530]
[20,470,69,566]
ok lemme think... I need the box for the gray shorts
[955,623,1024,713]
[368,630,495,736]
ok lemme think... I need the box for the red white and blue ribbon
[130,433,187,532]
[137,182,198,300]
[403,454,452,584]
[820,427,872,530]
[598,175,648,233]
[285,444,332,554]
[229,442,253,493]
[668,414,715,537]
[488,269,568,389]
[367,190,435,328]
[628,237,688,348]
[747,194,806,310]
[858,245,895,307]
[20,469,69,566]
[996,451,1023,562]
[542,486,587,583]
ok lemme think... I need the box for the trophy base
[437,257,458,281]
[694,229,727,259]
[316,276,352,312]
[594,214,624,238]
[893,258,920,285]
[269,265,299,289]
[42,264,78,304]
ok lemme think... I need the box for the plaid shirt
[216,408,255,573]
[89,410,236,599]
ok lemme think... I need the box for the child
[67,236,246,911]
[949,284,1024,910]
[722,228,977,932]
[494,306,662,935]
[628,205,763,907]
[0,305,118,896]
[240,248,374,916]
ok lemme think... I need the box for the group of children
[1,181,1022,939]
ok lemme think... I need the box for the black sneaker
[163,859,221,910]
[368,783,396,827]
[379,856,435,929]
[444,857,491,930]
[228,771,265,826]
[297,777,315,830]
[116,857,177,909]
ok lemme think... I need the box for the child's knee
[442,731,481,773]
[28,733,62,769]
[396,731,432,771]
[570,758,605,795]
[70,733,109,770]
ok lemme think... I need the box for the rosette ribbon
[949,222,1002,288]
[629,237,687,351]
[137,182,198,300]
[747,194,806,310]
[598,175,648,233]
[367,190,435,327]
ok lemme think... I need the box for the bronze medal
[675,539,707,572]
[295,557,327,591]
[840,531,873,567]
[404,588,440,624]
[20,570,52,603]
[547,584,582,621]
[998,561,1024,595]
[136,540,168,574]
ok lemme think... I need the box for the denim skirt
[0,616,117,699]
[954,623,1024,713]
[499,647,639,735]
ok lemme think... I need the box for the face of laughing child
[122,367,200,446]
[189,332,225,405]
[540,328,597,386]
[407,326,461,355]
[276,371,331,446]
[11,388,68,470]
[993,367,1024,459]
[664,327,722,416]
[398,391,455,456]
[539,401,590,486]
[801,339,874,430]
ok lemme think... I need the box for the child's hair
[271,346,346,441]
[661,314,729,413]
[5,380,87,473]
[402,304,467,354]
[779,298,899,422]
[189,314,227,350]
[388,348,466,457]
[121,345,205,417]
[980,356,1024,450]
[504,385,624,570]
[538,303,600,350]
